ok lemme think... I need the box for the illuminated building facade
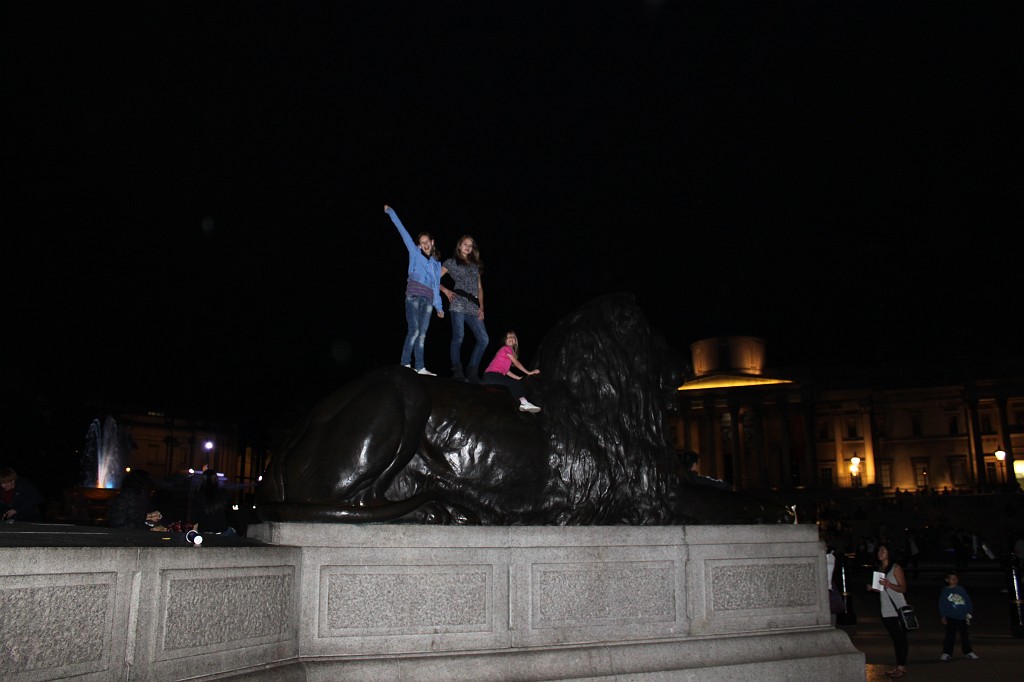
[670,337,1024,494]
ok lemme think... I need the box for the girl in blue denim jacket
[384,205,445,375]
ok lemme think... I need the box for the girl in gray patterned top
[441,235,489,382]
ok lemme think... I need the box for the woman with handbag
[868,543,910,678]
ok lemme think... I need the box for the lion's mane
[527,293,684,524]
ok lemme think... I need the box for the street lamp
[995,449,1007,485]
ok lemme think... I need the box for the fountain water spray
[81,416,131,489]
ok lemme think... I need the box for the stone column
[801,398,818,489]
[777,398,793,489]
[965,391,987,488]
[703,398,722,480]
[995,392,1019,490]
[832,414,845,487]
[860,406,875,484]
[681,410,693,452]
[752,400,770,489]
[729,402,742,489]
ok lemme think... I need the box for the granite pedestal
[0,523,864,681]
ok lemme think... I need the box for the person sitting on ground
[678,450,699,475]
[481,330,541,413]
[190,469,236,535]
[0,467,43,522]
[676,450,731,490]
[107,469,161,530]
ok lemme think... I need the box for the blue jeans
[449,311,489,368]
[401,295,433,369]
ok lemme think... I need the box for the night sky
[3,1,1020,436]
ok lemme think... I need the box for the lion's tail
[257,492,440,523]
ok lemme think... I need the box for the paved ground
[840,565,1024,681]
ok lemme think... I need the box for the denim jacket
[386,207,444,312]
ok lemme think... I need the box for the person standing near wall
[867,543,910,678]
[191,470,235,536]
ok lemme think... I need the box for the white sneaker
[416,367,436,376]
[966,652,979,660]
[939,653,951,661]
[402,364,412,369]
[519,400,541,413]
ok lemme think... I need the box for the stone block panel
[512,543,687,648]
[708,559,816,612]
[298,547,512,658]
[319,564,492,636]
[687,539,826,634]
[154,565,294,661]
[0,571,118,681]
[531,560,676,628]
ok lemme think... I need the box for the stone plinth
[0,545,300,682]
[0,524,865,681]
[247,523,865,681]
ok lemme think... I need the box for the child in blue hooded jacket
[938,570,977,661]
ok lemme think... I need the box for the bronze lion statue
[257,293,792,525]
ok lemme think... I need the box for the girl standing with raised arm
[384,204,444,376]
[481,330,541,413]
[441,235,488,382]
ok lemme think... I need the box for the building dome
[690,336,766,377]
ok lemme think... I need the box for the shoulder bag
[886,591,919,630]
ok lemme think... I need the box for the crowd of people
[858,540,996,676]
[384,204,542,412]
[2,463,243,537]
[820,505,1024,677]
[104,467,236,536]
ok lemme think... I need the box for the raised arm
[384,204,417,254]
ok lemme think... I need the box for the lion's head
[528,293,684,524]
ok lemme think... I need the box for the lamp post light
[995,449,1007,486]
[849,456,861,487]
[203,440,216,472]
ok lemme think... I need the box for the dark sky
[3,0,1020,429]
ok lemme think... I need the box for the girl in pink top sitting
[481,330,542,413]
